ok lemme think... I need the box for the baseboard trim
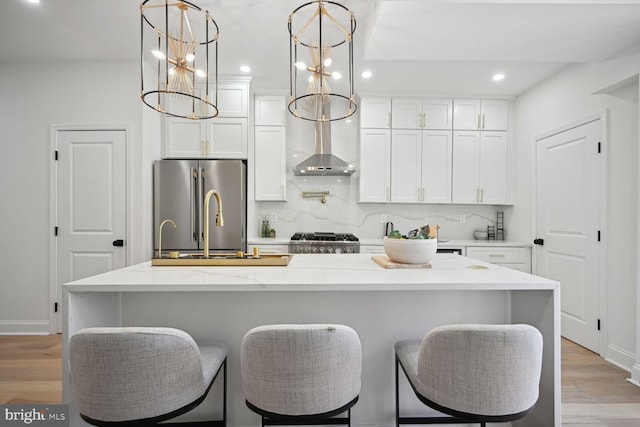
[0,320,50,335]
[604,343,635,372]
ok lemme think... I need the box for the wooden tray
[152,254,293,267]
[371,255,432,269]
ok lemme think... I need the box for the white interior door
[535,119,602,353]
[55,130,127,332]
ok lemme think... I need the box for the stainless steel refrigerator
[153,159,246,256]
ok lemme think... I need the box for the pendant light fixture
[140,0,219,120]
[288,1,356,122]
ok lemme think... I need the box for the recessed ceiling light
[492,73,505,82]
[239,65,251,73]
[25,0,40,3]
[361,70,372,79]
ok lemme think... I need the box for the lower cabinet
[465,246,531,273]
[360,245,386,254]
[247,244,290,255]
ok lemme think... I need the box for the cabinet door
[206,118,248,158]
[391,98,421,129]
[255,95,286,126]
[422,98,453,130]
[163,118,206,158]
[480,100,508,131]
[254,126,287,201]
[421,130,452,203]
[215,81,249,117]
[359,129,391,203]
[391,129,421,203]
[453,99,481,130]
[360,98,391,128]
[479,132,508,204]
[451,131,480,203]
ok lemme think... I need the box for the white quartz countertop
[64,254,556,293]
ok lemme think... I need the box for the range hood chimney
[293,120,356,176]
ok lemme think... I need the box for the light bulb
[332,71,342,79]
[492,73,506,81]
[168,67,176,76]
[323,57,332,67]
[195,69,206,78]
[151,50,166,60]
[308,75,315,83]
[361,70,372,79]
[295,61,307,70]
[185,53,195,62]
[239,65,251,73]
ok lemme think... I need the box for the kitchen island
[63,254,560,427]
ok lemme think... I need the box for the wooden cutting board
[371,255,432,269]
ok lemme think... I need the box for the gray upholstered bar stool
[395,324,543,427]
[69,327,227,426]
[241,324,362,427]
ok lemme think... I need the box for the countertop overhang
[64,254,557,293]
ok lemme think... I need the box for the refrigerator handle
[200,167,206,243]
[191,167,198,242]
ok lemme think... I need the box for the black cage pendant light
[288,1,356,122]
[141,0,219,120]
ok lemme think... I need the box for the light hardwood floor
[0,335,639,425]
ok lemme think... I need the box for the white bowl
[383,237,437,264]
[473,230,488,240]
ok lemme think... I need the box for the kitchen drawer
[466,246,526,263]
[247,244,290,254]
[466,246,531,273]
[360,245,385,254]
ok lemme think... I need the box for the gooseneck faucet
[157,219,177,258]
[203,190,224,258]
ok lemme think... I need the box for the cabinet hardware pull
[476,188,480,203]
[422,187,425,202]
[281,184,284,198]
[480,188,484,202]
[489,254,505,258]
[477,114,481,130]
[482,114,486,129]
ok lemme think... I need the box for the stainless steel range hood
[293,120,356,176]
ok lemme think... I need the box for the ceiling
[2,0,640,96]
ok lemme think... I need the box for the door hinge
[597,230,601,242]
[54,226,58,236]
[55,150,59,160]
[597,142,601,153]
[597,319,601,331]
[54,302,58,313]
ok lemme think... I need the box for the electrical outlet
[459,215,466,224]
[380,214,388,224]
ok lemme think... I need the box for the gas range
[289,232,360,254]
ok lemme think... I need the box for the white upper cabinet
[452,131,508,204]
[453,99,508,131]
[163,78,250,159]
[359,128,391,203]
[254,126,287,201]
[390,129,452,204]
[392,98,453,130]
[216,80,250,117]
[255,95,286,126]
[360,97,392,129]
[254,95,287,202]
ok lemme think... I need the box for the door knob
[112,239,125,247]
[533,238,544,246]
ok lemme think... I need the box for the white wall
[512,56,639,370]
[0,60,144,333]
